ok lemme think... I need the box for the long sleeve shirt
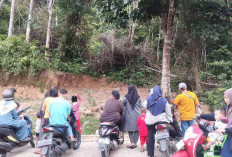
[71,96,82,120]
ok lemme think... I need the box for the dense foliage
[0,0,232,109]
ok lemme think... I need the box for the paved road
[6,141,166,157]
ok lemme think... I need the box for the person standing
[216,88,232,156]
[173,82,200,135]
[137,108,148,152]
[41,87,58,126]
[143,86,172,157]
[122,85,142,149]
[71,95,82,134]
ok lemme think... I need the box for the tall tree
[8,0,16,37]
[45,0,55,61]
[0,0,4,9]
[26,0,34,42]
[161,0,175,96]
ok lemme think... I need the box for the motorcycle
[38,109,81,157]
[0,107,35,157]
[172,115,218,157]
[154,122,178,157]
[98,122,124,157]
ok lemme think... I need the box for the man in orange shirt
[173,83,200,135]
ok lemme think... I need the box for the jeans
[181,120,194,136]
[65,122,74,137]
[221,138,232,157]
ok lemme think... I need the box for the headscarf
[224,88,232,127]
[146,86,167,116]
[125,85,140,109]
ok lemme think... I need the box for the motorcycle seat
[0,124,14,129]
[0,127,16,138]
[100,122,116,126]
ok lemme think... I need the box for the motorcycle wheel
[29,134,35,148]
[46,141,61,157]
[101,144,110,157]
[162,140,170,157]
[73,130,81,150]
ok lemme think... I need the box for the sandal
[131,145,137,149]
[127,145,133,148]
[140,149,144,152]
[34,149,41,154]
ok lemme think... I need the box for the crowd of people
[0,82,232,157]
[100,83,232,157]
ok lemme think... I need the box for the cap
[178,83,187,89]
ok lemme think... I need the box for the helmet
[2,89,14,100]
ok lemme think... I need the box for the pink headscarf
[225,88,232,127]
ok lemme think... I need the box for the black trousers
[116,115,124,131]
[171,119,183,138]
[146,124,156,157]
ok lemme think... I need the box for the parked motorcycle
[38,109,81,157]
[0,107,35,157]
[154,122,178,157]
[98,122,124,157]
[172,115,218,157]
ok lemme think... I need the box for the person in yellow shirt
[173,83,200,135]
[41,87,58,126]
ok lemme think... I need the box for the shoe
[20,137,30,142]
[140,148,144,152]
[127,145,133,148]
[131,145,137,149]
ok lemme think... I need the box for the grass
[80,116,99,135]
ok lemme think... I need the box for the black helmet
[2,89,14,100]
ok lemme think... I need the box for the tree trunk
[161,0,175,97]
[26,0,34,42]
[110,29,115,68]
[8,0,16,37]
[192,37,202,91]
[0,0,4,9]
[45,0,55,62]
[157,21,161,61]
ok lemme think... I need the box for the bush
[107,66,154,87]
[0,35,47,75]
[198,80,232,111]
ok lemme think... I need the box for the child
[166,96,183,138]
[71,95,82,134]
[35,112,42,144]
[202,109,228,150]
[137,108,148,152]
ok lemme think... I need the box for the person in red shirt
[137,108,148,152]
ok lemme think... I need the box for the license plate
[176,140,185,150]
[98,138,110,144]
[155,132,169,140]
[37,139,53,147]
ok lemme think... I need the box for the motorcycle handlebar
[195,115,218,133]
[17,107,30,115]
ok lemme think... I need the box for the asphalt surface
[6,141,166,157]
